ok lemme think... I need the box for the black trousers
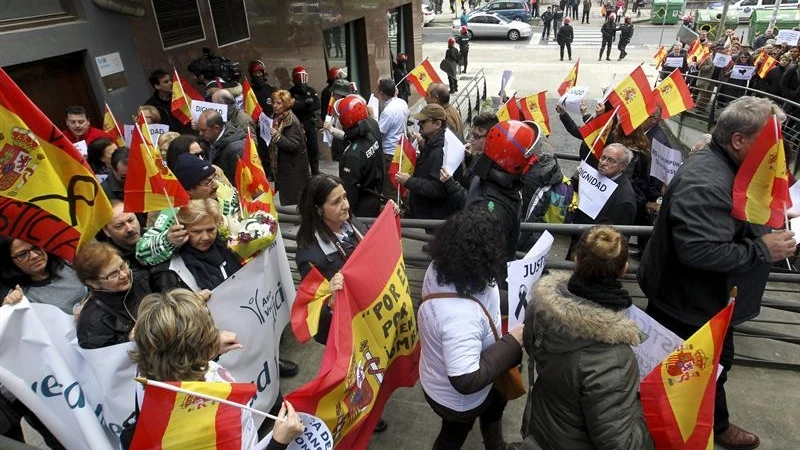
[646,306,735,434]
[618,39,629,58]
[582,8,590,23]
[600,37,613,59]
[447,75,458,93]
[559,42,572,60]
[300,119,320,175]
[541,23,551,38]
[425,388,508,449]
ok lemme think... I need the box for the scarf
[567,273,632,310]
[179,238,242,290]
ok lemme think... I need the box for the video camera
[187,48,241,82]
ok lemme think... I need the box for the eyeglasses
[95,262,130,282]
[599,155,620,164]
[10,246,44,262]
[198,176,217,187]
[471,131,487,140]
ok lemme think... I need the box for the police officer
[289,67,321,175]
[456,26,471,73]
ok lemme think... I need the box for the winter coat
[600,21,616,41]
[571,172,636,226]
[270,111,311,206]
[206,125,245,184]
[522,271,654,450]
[618,22,634,43]
[289,84,320,123]
[340,118,385,217]
[637,140,772,327]
[557,24,574,44]
[761,64,787,97]
[405,128,453,219]
[541,11,553,24]
[465,167,525,260]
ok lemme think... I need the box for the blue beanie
[173,153,215,190]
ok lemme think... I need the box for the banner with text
[558,85,589,116]
[650,139,683,184]
[506,231,555,329]
[577,161,618,219]
[191,100,229,122]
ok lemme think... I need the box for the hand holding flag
[496,94,521,121]
[557,60,580,96]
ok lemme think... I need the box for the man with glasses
[571,143,637,227]
[197,109,245,184]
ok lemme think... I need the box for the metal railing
[450,68,488,138]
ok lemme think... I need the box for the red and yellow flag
[579,108,617,159]
[406,59,443,98]
[388,135,417,196]
[753,51,766,69]
[757,55,778,79]
[640,301,735,450]
[102,103,126,147]
[326,96,336,118]
[731,115,792,228]
[653,46,668,69]
[0,68,112,261]
[130,381,256,450]
[235,129,274,214]
[241,78,263,122]
[520,91,551,136]
[171,68,194,125]
[124,124,190,213]
[291,266,333,344]
[654,68,695,119]
[607,66,657,135]
[286,207,420,450]
[557,59,580,96]
[496,95,521,121]
[137,108,159,152]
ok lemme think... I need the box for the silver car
[452,12,532,41]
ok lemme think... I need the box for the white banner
[191,100,229,122]
[776,29,800,46]
[74,140,88,157]
[577,161,618,219]
[367,94,380,120]
[558,85,589,115]
[443,128,466,175]
[729,65,755,81]
[499,69,514,96]
[788,181,800,216]
[664,56,685,69]
[123,124,134,147]
[713,53,732,68]
[206,236,295,429]
[259,113,273,146]
[625,306,683,379]
[650,139,683,184]
[322,114,334,146]
[256,412,333,450]
[506,231,555,329]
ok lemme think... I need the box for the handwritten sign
[191,100,228,122]
[650,139,683,184]
[506,231,555,329]
[625,305,683,379]
[558,85,589,115]
[256,413,333,450]
[776,29,800,46]
[664,56,685,69]
[729,65,755,81]
[259,113,273,146]
[577,161,618,219]
[713,53,732,68]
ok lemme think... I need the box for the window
[322,18,369,94]
[208,0,250,46]
[152,0,205,49]
[487,16,501,24]
[0,0,75,31]
[470,16,485,23]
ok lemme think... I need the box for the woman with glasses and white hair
[72,241,152,349]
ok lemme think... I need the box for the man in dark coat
[638,97,796,450]
[289,67,321,175]
[617,15,634,60]
[143,69,192,134]
[197,109,245,184]
[600,16,617,61]
[541,7,553,41]
[557,17,574,61]
[572,143,636,226]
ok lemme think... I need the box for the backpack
[524,175,577,225]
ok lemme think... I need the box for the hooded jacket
[207,125,245,184]
[521,271,654,450]
[340,118,385,217]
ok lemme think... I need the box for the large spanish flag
[557,60,579,96]
[607,66,657,135]
[0,67,112,261]
[388,135,417,196]
[130,381,256,450]
[241,78,263,122]
[235,129,274,214]
[579,108,617,159]
[520,91,551,136]
[124,124,190,213]
[731,115,792,228]
[407,59,443,98]
[640,301,735,450]
[103,103,126,147]
[496,95,521,121]
[654,68,695,119]
[286,207,420,450]
[171,68,194,125]
[291,266,333,344]
[653,46,668,69]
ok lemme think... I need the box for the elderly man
[197,109,245,183]
[102,200,146,271]
[572,143,637,226]
[638,97,797,450]
[426,83,463,140]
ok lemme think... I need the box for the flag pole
[135,377,285,422]
[584,106,620,162]
[776,114,794,270]
[105,103,125,142]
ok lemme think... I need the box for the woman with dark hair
[269,89,311,206]
[418,207,524,450]
[165,134,205,171]
[87,137,118,176]
[613,123,662,231]
[521,225,654,449]
[0,237,85,315]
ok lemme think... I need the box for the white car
[422,3,436,26]
[452,12,532,41]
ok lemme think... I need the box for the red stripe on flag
[215,383,256,450]
[291,266,330,344]
[130,384,178,449]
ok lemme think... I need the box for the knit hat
[173,153,215,190]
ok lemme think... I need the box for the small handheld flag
[557,60,580,96]
[496,95,521,121]
[405,59,443,98]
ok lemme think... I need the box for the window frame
[151,0,207,50]
[207,0,251,48]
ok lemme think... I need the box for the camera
[187,48,241,82]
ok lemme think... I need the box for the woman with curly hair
[269,89,311,206]
[418,207,524,450]
[521,225,654,449]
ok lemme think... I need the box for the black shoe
[560,58,564,61]
[374,418,388,433]
[279,359,299,378]
[606,57,611,61]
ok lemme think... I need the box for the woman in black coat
[269,89,311,207]
[557,17,574,61]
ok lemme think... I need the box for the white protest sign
[499,69,514,96]
[625,306,684,379]
[191,100,228,122]
[729,65,755,81]
[368,94,380,120]
[665,56,685,68]
[74,140,88,157]
[776,29,800,46]
[577,161,618,219]
[558,85,589,115]
[443,128,466,175]
[206,236,295,429]
[788,181,800,216]
[322,113,335,146]
[123,124,134,147]
[147,123,170,141]
[256,413,333,450]
[650,139,683,184]
[790,216,800,232]
[713,53,732,68]
[506,231,555,329]
[259,113,273,146]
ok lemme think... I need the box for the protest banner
[191,100,228,122]
[625,306,684,379]
[259,113,273,145]
[256,413,333,450]
[506,231,555,329]
[558,85,589,115]
[443,128,466,175]
[577,161,618,219]
[146,123,169,140]
[713,53,732,68]
[729,65,755,81]
[123,124,134,147]
[776,29,800,46]
[665,56,685,69]
[650,139,683,184]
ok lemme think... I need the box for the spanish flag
[0,68,112,262]
[326,96,336,118]
[407,59,443,98]
[388,135,417,196]
[286,206,420,450]
[137,108,158,152]
[241,78,263,122]
[640,301,735,450]
[653,46,668,69]
[757,55,778,79]
[171,68,194,125]
[557,59,579,96]
[520,91,551,136]
[235,129,274,214]
[753,51,766,69]
[124,124,190,213]
[291,266,333,344]
[731,115,792,228]
[579,108,617,159]
[496,95,521,121]
[130,381,256,450]
[607,66,657,135]
[654,68,695,119]
[102,103,126,147]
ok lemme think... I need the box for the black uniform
[339,118,385,217]
[600,20,617,60]
[289,83,321,175]
[393,62,411,103]
[251,78,276,117]
[557,23,574,61]
[618,22,634,59]
[540,10,553,40]
[456,34,470,73]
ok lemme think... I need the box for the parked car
[474,0,532,22]
[452,12,533,41]
[710,0,798,23]
[422,2,436,26]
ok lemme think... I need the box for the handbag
[421,292,526,401]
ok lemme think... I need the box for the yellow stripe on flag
[161,382,232,448]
